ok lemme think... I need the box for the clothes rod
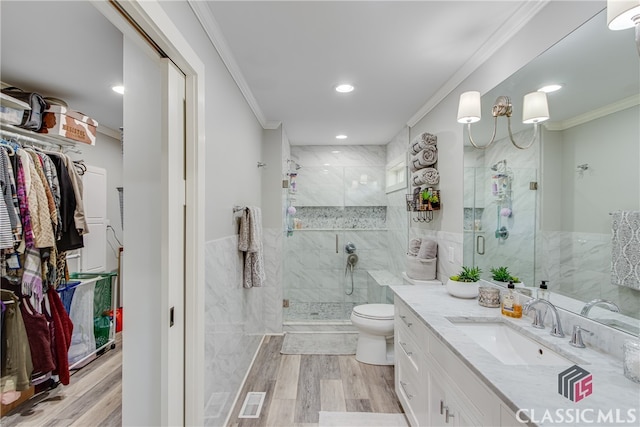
[0,124,82,154]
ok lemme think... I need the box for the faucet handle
[569,325,592,348]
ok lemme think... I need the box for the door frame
[92,1,205,425]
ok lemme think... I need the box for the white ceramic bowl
[446,278,479,298]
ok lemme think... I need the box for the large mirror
[463,8,640,336]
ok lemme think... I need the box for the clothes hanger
[0,140,15,156]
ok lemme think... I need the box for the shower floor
[284,301,360,322]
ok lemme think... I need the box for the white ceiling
[198,1,534,145]
[0,1,123,133]
[1,1,636,147]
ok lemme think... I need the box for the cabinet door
[429,370,482,427]
[428,370,448,427]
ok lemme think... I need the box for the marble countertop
[390,283,640,426]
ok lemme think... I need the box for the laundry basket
[69,272,118,349]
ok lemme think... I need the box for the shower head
[491,159,507,172]
[287,159,302,171]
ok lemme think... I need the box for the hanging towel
[238,207,266,288]
[410,132,437,155]
[410,146,437,172]
[412,168,439,186]
[611,210,640,290]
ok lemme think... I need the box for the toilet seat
[352,304,394,320]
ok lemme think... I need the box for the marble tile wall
[283,229,390,320]
[283,145,391,322]
[538,230,640,319]
[204,230,281,426]
[462,130,539,286]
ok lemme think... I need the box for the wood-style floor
[1,333,122,427]
[227,335,404,427]
[3,333,404,427]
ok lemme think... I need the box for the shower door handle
[336,234,339,254]
[476,235,485,255]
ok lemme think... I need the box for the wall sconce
[607,0,640,55]
[457,91,549,150]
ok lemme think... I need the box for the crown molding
[188,0,269,128]
[407,0,549,128]
[546,95,640,131]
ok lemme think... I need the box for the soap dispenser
[501,281,522,318]
[538,280,549,301]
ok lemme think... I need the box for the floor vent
[238,391,266,418]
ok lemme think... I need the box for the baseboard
[222,334,266,427]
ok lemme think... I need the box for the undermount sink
[447,318,579,366]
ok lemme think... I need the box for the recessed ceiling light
[331,150,341,154]
[336,135,348,140]
[335,84,354,93]
[112,85,125,94]
[324,163,331,166]
[538,84,562,93]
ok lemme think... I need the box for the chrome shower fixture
[287,159,302,170]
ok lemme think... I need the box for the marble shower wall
[538,230,640,319]
[203,230,282,426]
[462,130,538,285]
[284,145,389,320]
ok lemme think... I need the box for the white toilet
[350,303,395,365]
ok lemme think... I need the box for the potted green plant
[446,266,482,298]
[489,266,522,285]
[420,189,441,210]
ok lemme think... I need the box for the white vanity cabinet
[395,298,519,427]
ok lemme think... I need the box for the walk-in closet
[0,1,125,424]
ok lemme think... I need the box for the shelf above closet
[0,122,80,152]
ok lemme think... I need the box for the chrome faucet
[580,299,620,317]
[523,299,565,338]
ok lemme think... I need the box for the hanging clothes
[0,290,33,394]
[42,288,73,386]
[0,148,22,247]
[19,296,55,378]
[47,153,83,251]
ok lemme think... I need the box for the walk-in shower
[282,146,389,325]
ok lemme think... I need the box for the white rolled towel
[410,146,437,172]
[412,168,440,186]
[410,132,437,155]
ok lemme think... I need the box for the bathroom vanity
[392,284,640,427]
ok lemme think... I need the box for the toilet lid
[353,304,394,320]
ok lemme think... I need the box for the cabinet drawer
[396,299,428,350]
[396,352,425,427]
[397,327,421,372]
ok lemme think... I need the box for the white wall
[159,2,264,242]
[559,106,639,234]
[68,132,123,273]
